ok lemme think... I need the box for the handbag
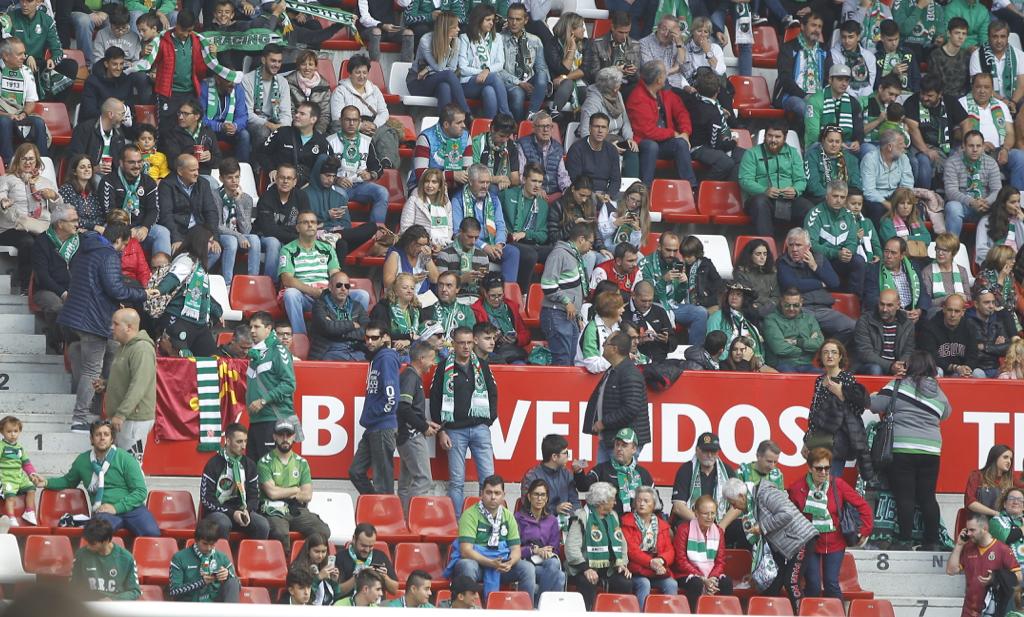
[832,482,862,546]
[144,261,198,319]
[751,540,778,591]
[871,379,899,469]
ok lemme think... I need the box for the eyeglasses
[334,283,353,289]
[364,334,382,341]
[812,465,831,472]
[821,349,840,356]
[783,303,802,309]
[1006,497,1024,503]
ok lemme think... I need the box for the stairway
[851,549,965,617]
[0,270,85,475]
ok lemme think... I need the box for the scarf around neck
[610,455,642,512]
[46,228,79,262]
[688,455,732,519]
[879,257,921,307]
[389,301,420,337]
[581,506,626,569]
[440,352,490,424]
[803,473,835,532]
[931,265,966,298]
[634,512,659,552]
[253,72,281,123]
[217,447,245,504]
[966,97,1008,144]
[686,518,721,576]
[88,446,116,509]
[119,169,142,216]
[981,44,1018,99]
[964,153,985,198]
[797,35,821,94]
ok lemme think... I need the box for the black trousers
[744,194,814,238]
[570,569,632,611]
[764,540,812,613]
[681,575,734,610]
[247,420,276,462]
[163,315,218,357]
[887,452,941,544]
[333,223,379,266]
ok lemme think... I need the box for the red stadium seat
[394,543,449,588]
[408,496,459,543]
[595,594,641,612]
[291,333,310,360]
[339,59,400,104]
[471,118,492,136]
[641,232,661,255]
[733,128,754,149]
[729,75,785,120]
[650,179,708,224]
[229,275,284,321]
[216,331,233,346]
[840,552,874,600]
[799,598,845,616]
[139,584,165,601]
[487,590,532,610]
[698,181,749,225]
[133,537,179,585]
[317,57,338,90]
[39,489,90,536]
[393,115,417,158]
[134,105,157,127]
[436,588,482,607]
[79,536,126,550]
[723,548,754,599]
[592,19,610,38]
[240,586,273,604]
[34,102,72,147]
[830,293,862,320]
[147,490,197,539]
[463,496,481,511]
[356,495,419,543]
[523,283,543,329]
[61,48,87,92]
[644,594,690,613]
[185,538,234,566]
[378,168,408,210]
[749,596,795,616]
[23,535,74,578]
[750,25,781,67]
[349,277,378,309]
[696,595,742,615]
[237,540,289,587]
[733,235,778,263]
[504,282,523,309]
[849,599,896,617]
[517,120,562,143]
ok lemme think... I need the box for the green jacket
[639,252,686,307]
[501,186,549,245]
[106,331,157,423]
[891,0,946,46]
[47,447,148,514]
[706,308,764,360]
[879,217,932,245]
[804,203,859,259]
[804,90,862,146]
[8,7,63,64]
[738,144,806,199]
[762,310,824,366]
[71,545,141,601]
[804,143,861,202]
[125,0,176,14]
[246,331,296,424]
[943,0,988,48]
[168,546,237,602]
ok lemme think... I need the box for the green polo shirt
[257,451,312,489]
[457,505,520,546]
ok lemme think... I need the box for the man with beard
[773,12,831,119]
[805,65,864,152]
[199,423,270,540]
[162,98,223,177]
[739,122,811,237]
[904,74,966,190]
[349,323,400,495]
[421,271,476,349]
[260,102,331,187]
[958,73,1024,192]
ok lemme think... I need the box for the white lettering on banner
[963,411,1011,468]
[533,400,571,460]
[300,396,348,456]
[576,403,593,462]
[779,405,811,467]
[720,404,772,462]
[491,400,531,459]
[1016,414,1024,472]
[661,404,713,463]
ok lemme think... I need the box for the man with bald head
[94,308,157,464]
[158,153,221,253]
[68,96,129,177]
[852,288,916,376]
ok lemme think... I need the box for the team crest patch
[109,568,118,577]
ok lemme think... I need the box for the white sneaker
[0,516,11,534]
[7,518,18,527]
[21,510,37,525]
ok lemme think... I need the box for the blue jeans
[140,223,172,257]
[72,11,105,66]
[461,73,512,119]
[452,556,536,601]
[506,71,550,122]
[633,576,678,611]
[407,69,471,115]
[318,343,365,361]
[1008,149,1024,190]
[532,556,566,601]
[213,233,261,285]
[943,200,984,238]
[638,138,696,186]
[219,127,252,161]
[853,362,884,376]
[737,44,752,76]
[445,424,495,517]
[94,505,160,537]
[262,237,282,283]
[780,94,806,117]
[337,182,389,224]
[671,303,708,345]
[913,150,935,189]
[539,306,579,366]
[803,550,844,599]
[497,243,520,285]
[0,115,47,164]
[775,361,824,374]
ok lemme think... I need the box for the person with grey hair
[580,67,639,179]
[626,59,697,187]
[804,180,866,296]
[565,480,632,610]
[622,485,676,608]
[157,153,221,253]
[516,110,571,200]
[451,164,522,286]
[860,129,914,224]
[31,204,79,352]
[218,323,255,359]
[0,37,48,165]
[777,227,856,342]
[638,15,689,93]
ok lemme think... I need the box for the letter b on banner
[300,396,348,456]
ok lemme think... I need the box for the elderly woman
[788,448,873,600]
[0,143,62,292]
[990,487,1024,568]
[921,232,972,317]
[383,225,439,295]
[331,53,390,135]
[722,477,818,610]
[598,181,649,251]
[706,283,764,359]
[400,168,453,250]
[515,479,568,602]
[576,290,624,373]
[565,481,632,611]
[471,272,529,364]
[287,50,332,135]
[369,272,422,353]
[672,494,732,609]
[621,486,676,609]
[580,66,639,178]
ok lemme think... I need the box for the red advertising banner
[143,361,1024,494]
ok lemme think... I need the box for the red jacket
[626,81,693,143]
[470,298,530,348]
[787,476,874,554]
[154,31,208,99]
[121,238,151,287]
[671,520,726,579]
[620,512,675,578]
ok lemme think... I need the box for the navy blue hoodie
[361,347,401,432]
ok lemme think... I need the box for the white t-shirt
[968,46,1024,98]
[958,95,1014,147]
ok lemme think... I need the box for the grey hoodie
[869,377,951,456]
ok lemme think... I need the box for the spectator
[966,288,1017,377]
[9,0,78,101]
[36,418,158,536]
[707,283,764,360]
[407,14,471,116]
[61,156,102,237]
[257,419,331,554]
[861,130,915,224]
[805,126,861,204]
[673,494,732,608]
[921,234,972,313]
[870,351,951,551]
[452,164,521,285]
[959,73,1024,193]
[639,15,689,94]
[639,231,710,345]
[396,342,440,513]
[863,237,929,323]
[576,426,654,516]
[471,272,529,364]
[435,217,491,299]
[721,336,777,373]
[98,146,167,256]
[540,222,595,365]
[245,311,296,461]
[0,38,42,166]
[621,485,676,607]
[682,331,728,370]
[70,518,141,600]
[99,308,156,462]
[968,21,1024,109]
[989,488,1024,565]
[0,141,60,290]
[201,74,250,162]
[853,289,915,375]
[905,74,964,190]
[805,65,864,151]
[330,54,389,136]
[457,5,513,121]
[583,11,641,93]
[309,271,369,362]
[847,188,881,265]
[281,566,315,605]
[976,186,1024,264]
[440,575,483,608]
[502,162,549,291]
[597,184,647,258]
[830,21,876,102]
[370,273,423,353]
[734,239,780,320]
[199,422,269,540]
[515,479,568,605]
[325,106,389,225]
[945,130,1003,238]
[70,97,129,178]
[566,112,623,199]
[305,159,382,267]
[946,514,1021,616]
[209,158,259,286]
[260,102,329,187]
[739,122,811,237]
[681,16,730,82]
[805,339,873,480]
[975,245,1018,313]
[999,337,1024,379]
[168,518,241,602]
[336,523,400,596]
[334,569,385,607]
[777,227,856,341]
[564,481,633,610]
[547,179,606,275]
[279,210,341,335]
[738,440,784,489]
[517,111,571,200]
[579,67,639,180]
[576,290,625,372]
[521,435,582,520]
[158,226,223,357]
[91,6,141,66]
[290,533,340,605]
[285,51,330,136]
[967,445,1017,516]
[242,44,291,157]
[874,19,920,92]
[157,153,220,252]
[111,209,151,288]
[30,205,77,351]
[402,167,454,250]
[919,294,984,377]
[498,3,548,122]
[582,330,650,459]
[685,67,744,181]
[628,60,697,188]
[772,12,830,118]
[162,97,224,178]
[58,224,153,432]
[763,288,826,373]
[545,12,587,121]
[879,187,932,247]
[430,326,498,516]
[927,18,971,99]
[275,323,294,356]
[806,180,866,296]
[788,448,873,599]
[472,321,498,361]
[670,431,739,534]
[350,322,400,495]
[623,280,674,362]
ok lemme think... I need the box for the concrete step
[0,274,10,294]
[852,550,965,598]
[30,451,87,476]
[0,294,29,314]
[0,393,74,416]
[888,596,962,617]
[0,370,71,393]
[0,353,65,373]
[0,333,45,355]
[0,313,36,333]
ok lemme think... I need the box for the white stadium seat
[388,61,439,110]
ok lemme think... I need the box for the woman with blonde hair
[975,244,1019,313]
[598,182,649,249]
[369,272,423,352]
[0,143,61,292]
[407,12,470,114]
[921,232,972,316]
[400,168,452,250]
[546,12,588,118]
[880,187,931,246]
[999,337,1024,379]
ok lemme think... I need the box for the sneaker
[0,516,10,534]
[21,510,37,525]
[785,15,800,27]
[7,518,18,527]
[70,422,91,434]
[753,15,768,25]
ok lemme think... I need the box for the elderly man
[575,427,654,514]
[627,60,697,188]
[944,130,1003,237]
[582,332,650,464]
[777,227,856,342]
[309,270,369,361]
[739,121,811,237]
[498,3,548,123]
[805,64,864,150]
[773,12,831,118]
[966,288,1017,377]
[959,72,1024,191]
[95,308,156,463]
[918,294,983,377]
[162,97,223,177]
[860,130,915,224]
[411,104,473,192]
[763,288,826,373]
[805,180,866,296]
[279,211,341,335]
[968,20,1024,111]
[451,164,521,287]
[98,146,167,255]
[583,11,641,94]
[68,97,129,177]
[157,154,221,253]
[639,231,709,345]
[540,223,595,366]
[853,289,916,375]
[671,432,743,545]
[516,111,570,201]
[0,37,48,164]
[638,15,689,95]
[31,206,78,352]
[623,280,674,361]
[863,237,930,322]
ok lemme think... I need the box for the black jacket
[429,355,498,430]
[966,308,1016,371]
[157,175,220,243]
[254,187,309,244]
[689,257,724,309]
[773,38,832,105]
[30,229,71,296]
[682,345,719,370]
[79,68,134,123]
[808,371,873,480]
[582,358,650,450]
[623,299,673,361]
[918,311,979,373]
[309,292,368,360]
[683,90,738,153]
[574,460,655,514]
[98,169,159,231]
[199,450,261,515]
[853,309,916,373]
[259,126,330,186]
[162,125,223,177]
[68,118,129,170]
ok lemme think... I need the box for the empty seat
[696,595,742,614]
[830,293,862,320]
[356,495,419,543]
[594,593,641,612]
[317,57,338,90]
[133,537,179,585]
[749,596,795,616]
[650,179,708,224]
[733,235,778,263]
[729,75,785,119]
[538,591,587,612]
[237,540,289,587]
[523,282,543,329]
[307,492,356,544]
[209,274,243,322]
[840,552,874,600]
[698,181,749,226]
[23,535,74,578]
[389,62,438,109]
[798,597,845,616]
[692,234,733,280]
[487,590,533,610]
[407,495,459,543]
[471,118,492,136]
[749,25,781,67]
[147,490,197,539]
[723,549,754,599]
[394,542,449,587]
[34,102,72,146]
[0,534,35,583]
[239,586,272,604]
[228,275,284,320]
[848,599,896,617]
[644,594,690,613]
[139,584,165,601]
[291,333,310,360]
[349,277,378,308]
[377,168,407,211]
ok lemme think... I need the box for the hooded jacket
[303,156,352,231]
[106,330,157,422]
[754,480,818,560]
[362,347,401,432]
[57,232,147,338]
[966,308,1017,371]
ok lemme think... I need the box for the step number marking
[0,373,8,390]
[876,553,889,571]
[34,434,41,450]
[917,600,928,616]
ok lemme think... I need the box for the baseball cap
[829,64,852,79]
[418,320,444,341]
[697,432,721,451]
[450,575,483,597]
[615,427,639,445]
[274,419,297,435]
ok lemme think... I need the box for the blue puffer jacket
[57,232,147,338]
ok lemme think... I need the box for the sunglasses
[365,334,383,341]
[334,283,353,289]
[812,465,831,472]
[783,303,802,309]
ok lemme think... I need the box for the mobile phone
[327,555,336,568]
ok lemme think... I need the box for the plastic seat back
[37,489,89,529]
[356,494,418,542]
[644,594,690,613]
[35,102,72,146]
[538,591,586,612]
[830,293,862,320]
[147,490,197,537]
[139,584,165,601]
[237,539,289,587]
[848,599,896,617]
[317,57,338,89]
[594,593,641,612]
[408,496,459,542]
[228,275,284,320]
[240,586,272,604]
[23,535,74,578]
[133,537,180,585]
[696,595,742,615]
[394,542,448,583]
[749,596,795,616]
[799,598,845,616]
[487,590,533,610]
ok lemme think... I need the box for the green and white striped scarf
[821,93,855,141]
[804,474,835,532]
[611,456,642,513]
[581,506,626,569]
[196,357,222,451]
[439,351,489,424]
[132,31,242,84]
[216,446,245,502]
[45,228,78,262]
